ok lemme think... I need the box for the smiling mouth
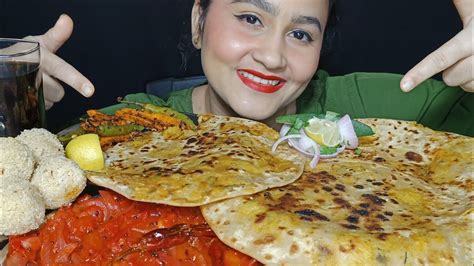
[237,69,286,94]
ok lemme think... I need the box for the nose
[252,34,287,71]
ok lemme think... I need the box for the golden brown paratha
[87,114,305,206]
[202,119,473,265]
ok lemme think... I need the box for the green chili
[97,124,145,137]
[57,128,86,145]
[118,99,197,129]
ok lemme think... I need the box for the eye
[235,14,262,26]
[290,30,313,42]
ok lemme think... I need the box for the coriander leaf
[352,120,374,137]
[324,111,340,121]
[287,118,305,135]
[287,126,300,135]
[276,113,324,124]
[294,118,305,130]
[320,146,338,155]
[276,113,375,137]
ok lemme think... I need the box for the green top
[103,71,474,136]
[297,71,473,136]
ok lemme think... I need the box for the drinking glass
[0,38,45,137]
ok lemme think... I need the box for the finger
[43,74,65,102]
[453,0,474,26]
[442,55,474,87]
[460,80,474,92]
[45,100,54,110]
[401,29,472,92]
[37,14,74,53]
[41,48,94,97]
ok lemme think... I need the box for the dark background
[0,0,462,131]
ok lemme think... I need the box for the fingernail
[56,14,68,26]
[57,14,66,23]
[401,80,414,92]
[82,84,94,97]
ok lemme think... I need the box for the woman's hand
[401,0,473,93]
[26,14,95,109]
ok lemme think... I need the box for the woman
[29,0,474,135]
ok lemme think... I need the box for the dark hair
[198,0,211,34]
[178,0,338,71]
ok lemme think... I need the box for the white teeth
[239,70,281,86]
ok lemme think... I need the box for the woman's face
[194,0,329,120]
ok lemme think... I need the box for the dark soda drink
[0,61,45,137]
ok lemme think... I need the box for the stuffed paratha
[202,119,473,265]
[87,114,305,206]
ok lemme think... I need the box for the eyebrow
[231,0,279,16]
[292,16,322,32]
[231,0,321,33]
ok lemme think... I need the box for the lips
[237,69,286,94]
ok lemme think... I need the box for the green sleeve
[297,71,474,136]
[166,88,194,113]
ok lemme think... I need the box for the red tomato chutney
[6,190,261,266]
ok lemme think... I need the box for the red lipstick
[237,69,286,94]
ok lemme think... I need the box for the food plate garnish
[59,99,198,150]
[272,112,375,167]
[2,100,472,266]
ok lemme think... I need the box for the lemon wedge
[65,134,105,171]
[304,117,342,147]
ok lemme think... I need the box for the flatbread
[202,119,473,265]
[87,114,305,206]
